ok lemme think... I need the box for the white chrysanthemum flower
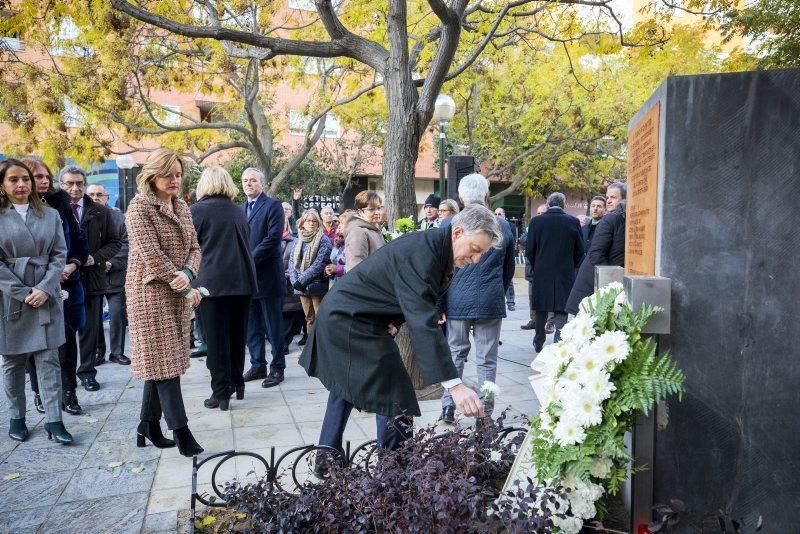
[572,351,605,378]
[488,450,502,463]
[554,378,580,404]
[552,419,586,446]
[584,373,616,401]
[590,330,630,364]
[570,494,597,520]
[560,473,581,490]
[553,515,583,534]
[480,381,501,399]
[198,286,210,297]
[590,456,614,479]
[565,392,603,427]
[604,281,624,292]
[60,290,70,301]
[560,313,596,346]
[539,410,554,430]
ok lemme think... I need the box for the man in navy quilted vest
[439,173,516,425]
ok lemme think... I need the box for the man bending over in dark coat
[300,204,503,458]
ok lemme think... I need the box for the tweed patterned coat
[125,194,201,381]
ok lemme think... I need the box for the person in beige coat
[344,190,385,273]
[126,148,204,457]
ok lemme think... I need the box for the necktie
[71,203,80,221]
[247,201,254,216]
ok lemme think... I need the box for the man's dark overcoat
[525,207,584,312]
[300,228,457,417]
[79,194,122,296]
[566,203,626,314]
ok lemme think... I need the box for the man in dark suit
[567,183,627,315]
[526,192,584,352]
[301,205,499,461]
[86,184,130,366]
[241,167,287,388]
[578,195,607,266]
[58,166,122,393]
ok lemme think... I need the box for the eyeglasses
[362,206,385,213]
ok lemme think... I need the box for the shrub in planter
[218,414,567,533]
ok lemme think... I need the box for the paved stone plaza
[0,280,543,533]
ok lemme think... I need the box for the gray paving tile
[0,504,50,533]
[40,491,148,533]
[57,459,158,503]
[0,469,72,512]
[79,437,163,469]
[0,443,88,473]
[143,510,178,533]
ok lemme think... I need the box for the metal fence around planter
[188,426,528,532]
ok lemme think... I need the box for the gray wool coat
[0,204,67,355]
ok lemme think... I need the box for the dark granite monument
[629,69,800,530]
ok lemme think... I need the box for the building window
[51,17,92,56]
[157,104,181,127]
[289,109,340,138]
[288,0,317,11]
[0,30,24,52]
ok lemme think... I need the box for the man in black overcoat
[301,205,501,453]
[566,183,627,315]
[526,192,584,352]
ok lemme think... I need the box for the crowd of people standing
[1,147,626,458]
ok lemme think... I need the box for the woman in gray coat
[0,159,73,443]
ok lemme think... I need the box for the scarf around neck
[294,228,324,272]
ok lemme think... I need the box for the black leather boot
[136,421,176,448]
[62,391,82,415]
[235,385,245,400]
[8,418,28,442]
[173,426,204,457]
[203,397,230,411]
[33,394,45,414]
[44,421,74,444]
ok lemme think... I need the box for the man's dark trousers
[318,393,412,460]
[76,294,104,380]
[533,310,567,351]
[246,296,285,373]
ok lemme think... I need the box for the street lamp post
[116,154,135,212]
[433,94,456,199]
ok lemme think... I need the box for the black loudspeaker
[117,167,140,212]
[446,155,475,201]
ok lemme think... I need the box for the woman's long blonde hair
[136,148,184,196]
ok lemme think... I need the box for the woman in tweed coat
[126,149,204,457]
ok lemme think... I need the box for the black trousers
[533,310,568,351]
[197,295,251,399]
[140,376,189,430]
[66,293,103,382]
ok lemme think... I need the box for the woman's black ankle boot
[173,426,204,457]
[8,418,28,442]
[44,421,73,444]
[136,421,176,448]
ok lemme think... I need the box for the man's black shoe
[109,353,131,365]
[190,343,207,358]
[520,320,535,330]
[81,377,100,391]
[261,371,284,388]
[243,367,267,382]
[507,303,516,311]
[441,406,455,424]
[62,391,82,415]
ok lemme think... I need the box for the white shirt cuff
[441,378,462,390]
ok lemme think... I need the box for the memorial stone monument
[629,68,800,530]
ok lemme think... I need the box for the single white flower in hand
[480,381,501,399]
[60,290,69,301]
[197,287,210,297]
